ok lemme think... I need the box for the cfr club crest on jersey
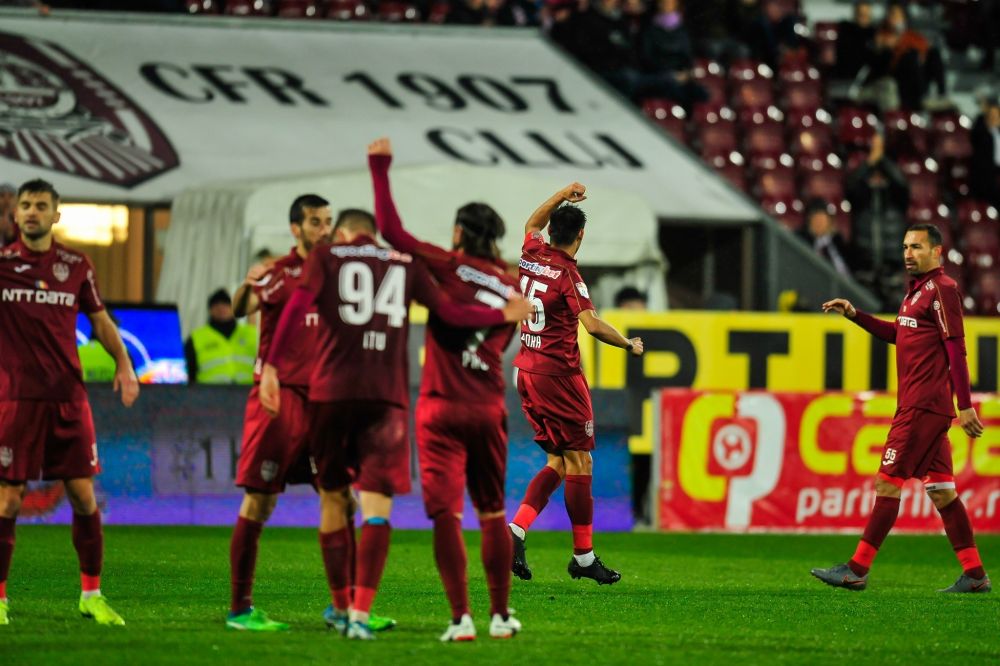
[52,262,69,282]
[0,31,179,188]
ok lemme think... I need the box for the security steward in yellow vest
[184,288,257,384]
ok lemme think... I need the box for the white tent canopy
[159,164,664,335]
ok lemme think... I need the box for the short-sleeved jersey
[252,248,321,387]
[514,232,595,376]
[409,240,518,404]
[303,235,452,408]
[894,266,965,417]
[0,240,104,401]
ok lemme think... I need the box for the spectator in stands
[971,97,1000,207]
[614,285,648,310]
[866,2,947,110]
[978,0,999,73]
[834,0,877,80]
[797,198,853,278]
[740,0,805,68]
[0,182,17,247]
[446,0,536,26]
[547,0,635,84]
[184,288,257,385]
[637,0,708,109]
[846,133,910,305]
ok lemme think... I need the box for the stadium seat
[828,201,853,241]
[698,123,739,155]
[276,0,320,16]
[785,107,833,130]
[790,125,834,156]
[778,60,820,86]
[971,269,1000,316]
[812,21,839,71]
[749,151,794,171]
[780,81,823,113]
[693,58,725,82]
[760,196,805,230]
[962,220,1000,272]
[732,79,775,111]
[707,152,749,193]
[796,152,841,173]
[691,103,736,128]
[224,0,271,15]
[426,1,450,23]
[744,120,786,156]
[728,59,773,83]
[643,100,688,143]
[801,167,845,202]
[325,0,369,19]
[933,126,973,162]
[944,159,971,198]
[905,170,941,208]
[942,261,970,307]
[956,200,999,227]
[754,166,797,200]
[883,110,928,158]
[837,106,878,149]
[376,1,420,21]
[186,0,220,12]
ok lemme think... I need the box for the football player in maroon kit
[224,194,333,632]
[367,138,521,641]
[258,206,531,639]
[509,184,644,585]
[812,224,990,593]
[0,179,139,626]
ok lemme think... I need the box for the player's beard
[21,226,50,242]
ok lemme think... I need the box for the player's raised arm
[367,137,423,256]
[823,297,897,344]
[578,309,643,355]
[524,183,587,236]
[232,262,269,318]
[87,310,139,407]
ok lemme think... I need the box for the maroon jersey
[252,249,320,387]
[303,235,469,408]
[894,266,965,417]
[514,232,595,376]
[0,240,104,401]
[411,241,518,404]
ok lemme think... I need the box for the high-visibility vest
[190,323,257,384]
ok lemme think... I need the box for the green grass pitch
[4,526,999,665]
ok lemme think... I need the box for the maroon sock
[480,515,512,618]
[0,516,15,599]
[848,496,900,576]
[72,511,103,591]
[229,516,263,613]
[433,514,469,621]
[512,466,563,531]
[564,475,594,555]
[319,527,352,611]
[938,499,987,579]
[354,521,391,615]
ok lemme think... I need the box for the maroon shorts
[416,396,507,517]
[308,400,410,495]
[236,385,315,493]
[878,407,955,488]
[0,400,98,483]
[515,368,595,453]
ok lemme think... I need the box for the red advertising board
[656,391,1000,532]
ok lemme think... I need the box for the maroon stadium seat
[796,152,842,173]
[781,81,823,113]
[883,110,929,158]
[376,1,419,21]
[745,121,785,156]
[778,60,820,86]
[186,0,220,12]
[760,196,805,230]
[971,269,1000,316]
[691,103,737,128]
[707,152,749,193]
[785,107,833,130]
[905,171,941,208]
[962,221,1000,272]
[427,1,450,23]
[325,0,369,19]
[698,123,739,155]
[749,151,795,171]
[933,126,973,162]
[276,0,320,16]
[791,124,834,156]
[956,200,999,228]
[732,79,776,111]
[693,58,725,82]
[754,166,797,200]
[728,59,773,83]
[945,159,971,198]
[828,201,853,241]
[642,100,688,143]
[801,168,845,202]
[224,0,271,15]
[837,106,878,149]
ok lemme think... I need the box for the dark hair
[18,178,60,208]
[207,288,231,308]
[455,202,505,259]
[614,286,646,307]
[334,208,376,235]
[548,205,587,247]
[805,197,830,219]
[907,223,943,247]
[289,194,329,225]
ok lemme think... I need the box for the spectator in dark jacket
[970,98,1000,207]
[834,0,877,80]
[637,0,708,108]
[446,0,536,26]
[798,198,854,278]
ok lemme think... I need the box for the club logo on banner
[657,390,1000,532]
[0,31,178,188]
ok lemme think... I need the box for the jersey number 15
[520,276,546,332]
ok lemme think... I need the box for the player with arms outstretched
[259,209,531,639]
[368,137,521,641]
[509,184,644,585]
[0,179,139,626]
[812,223,990,593]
